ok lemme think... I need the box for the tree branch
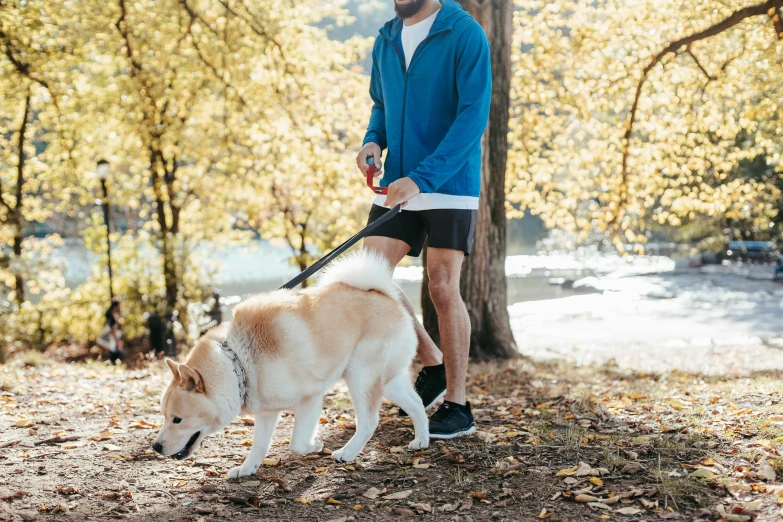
[772,6,783,36]
[14,86,31,215]
[115,0,144,75]
[611,0,783,226]
[179,0,251,108]
[0,26,76,170]
[686,45,715,80]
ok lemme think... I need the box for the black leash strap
[279,204,402,290]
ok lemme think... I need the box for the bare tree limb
[686,45,715,80]
[611,0,783,226]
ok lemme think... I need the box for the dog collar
[220,341,247,406]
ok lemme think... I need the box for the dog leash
[280,157,400,290]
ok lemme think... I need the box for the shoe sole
[429,425,477,440]
[399,389,446,417]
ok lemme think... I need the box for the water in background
[54,237,676,318]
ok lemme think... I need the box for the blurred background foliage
[0,0,781,353]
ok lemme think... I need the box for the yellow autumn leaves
[508,0,782,251]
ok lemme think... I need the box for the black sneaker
[399,364,447,417]
[429,401,476,439]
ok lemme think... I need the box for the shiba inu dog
[152,250,429,479]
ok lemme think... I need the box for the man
[356,0,491,439]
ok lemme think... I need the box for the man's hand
[384,177,420,208]
[356,142,382,177]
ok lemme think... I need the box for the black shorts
[366,204,477,257]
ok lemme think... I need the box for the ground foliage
[2,353,783,521]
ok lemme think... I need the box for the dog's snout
[152,442,163,454]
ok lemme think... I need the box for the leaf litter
[3,354,783,520]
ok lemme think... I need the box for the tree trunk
[151,148,178,312]
[421,0,517,360]
[11,88,32,305]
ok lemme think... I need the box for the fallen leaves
[408,502,431,513]
[361,487,383,500]
[7,349,783,521]
[52,486,81,496]
[756,459,776,482]
[381,490,413,500]
[689,468,717,480]
[33,435,80,446]
[557,461,609,478]
[0,491,30,501]
[411,457,430,469]
[127,420,159,429]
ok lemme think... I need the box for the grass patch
[13,349,52,367]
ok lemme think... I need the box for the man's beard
[394,0,428,19]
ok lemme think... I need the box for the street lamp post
[97,159,114,300]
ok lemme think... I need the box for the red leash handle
[366,156,387,195]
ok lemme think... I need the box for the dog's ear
[165,358,179,379]
[178,364,205,394]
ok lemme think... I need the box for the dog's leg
[289,395,324,456]
[333,372,382,462]
[228,411,279,480]
[383,372,429,450]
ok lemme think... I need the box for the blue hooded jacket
[363,0,491,197]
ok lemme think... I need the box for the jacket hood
[379,0,470,40]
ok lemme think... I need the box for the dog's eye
[173,417,182,424]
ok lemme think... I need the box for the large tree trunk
[421,0,517,360]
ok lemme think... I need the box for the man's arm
[406,22,491,194]
[358,39,386,175]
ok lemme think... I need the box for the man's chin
[394,0,427,19]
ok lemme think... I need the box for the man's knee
[363,237,408,267]
[428,277,460,310]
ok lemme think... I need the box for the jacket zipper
[381,28,450,183]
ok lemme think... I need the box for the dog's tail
[317,249,398,299]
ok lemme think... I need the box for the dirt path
[2,354,783,521]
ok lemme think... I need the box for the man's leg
[425,247,470,405]
[363,236,443,367]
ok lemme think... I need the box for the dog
[152,250,429,479]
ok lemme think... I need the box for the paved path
[510,265,783,375]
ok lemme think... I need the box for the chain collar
[220,341,246,406]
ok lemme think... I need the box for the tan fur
[153,255,427,473]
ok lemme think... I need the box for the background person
[96,298,125,364]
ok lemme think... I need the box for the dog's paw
[227,465,254,480]
[310,438,324,454]
[331,446,358,463]
[408,437,429,451]
[289,438,324,456]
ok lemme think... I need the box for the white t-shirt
[401,8,439,69]
[371,7,480,212]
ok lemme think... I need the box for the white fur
[318,249,398,298]
[160,248,428,481]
